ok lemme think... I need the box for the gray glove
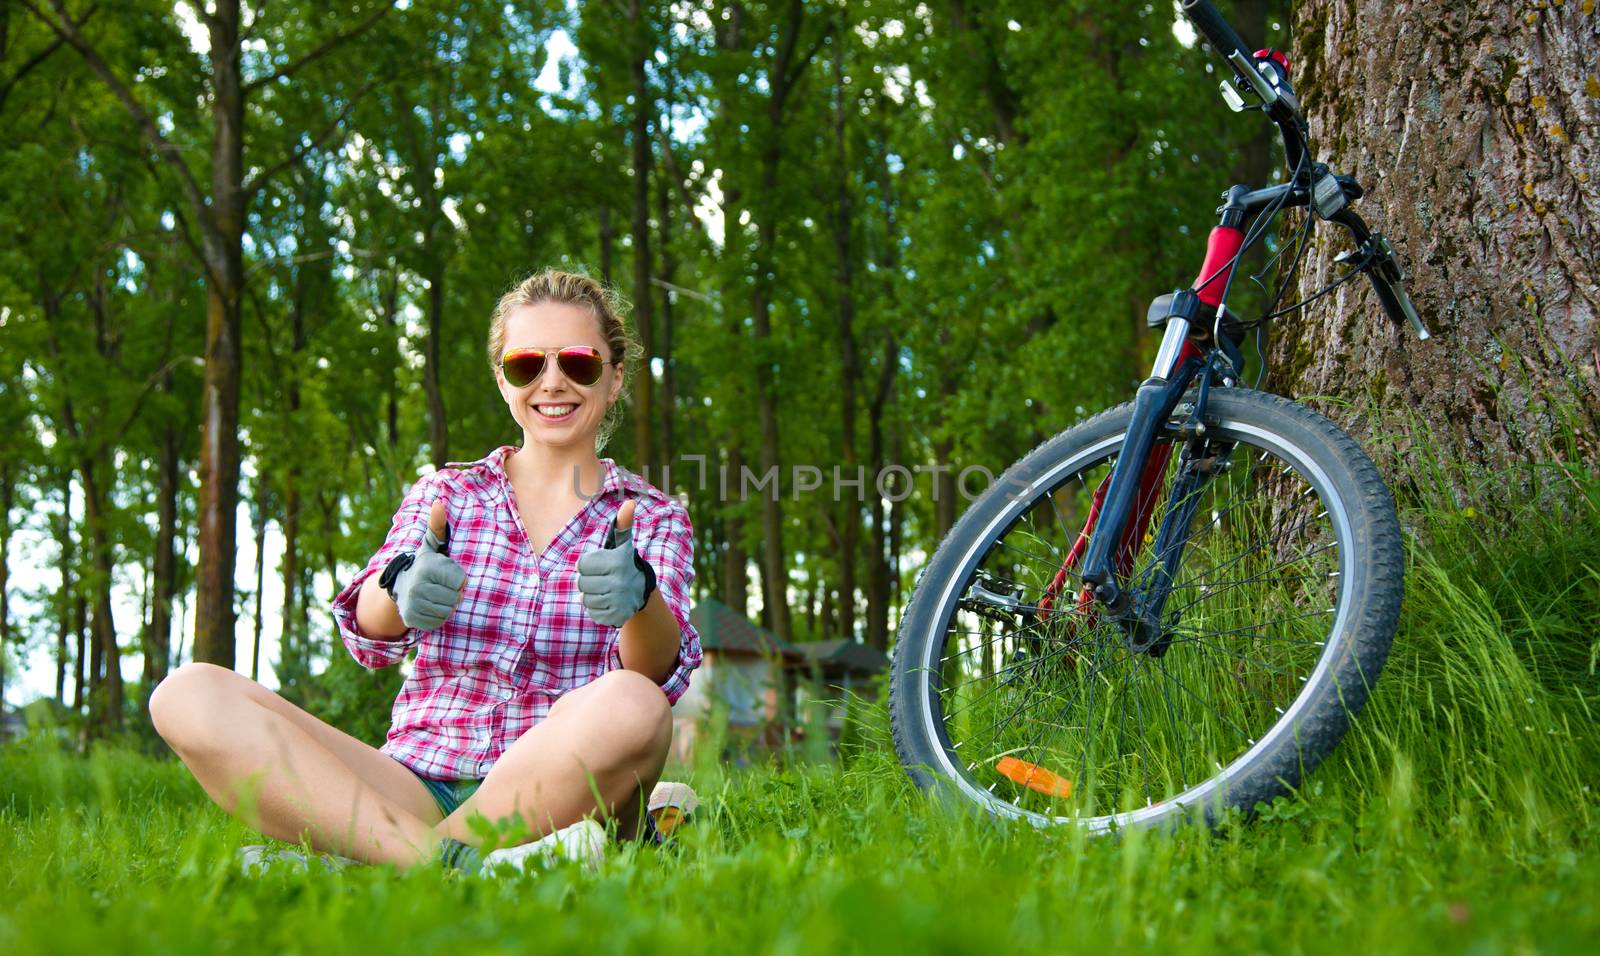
[383,500,466,631]
[576,510,658,627]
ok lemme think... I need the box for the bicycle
[888,0,1429,833]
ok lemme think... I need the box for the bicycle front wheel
[889,389,1402,832]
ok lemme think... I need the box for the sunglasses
[500,346,614,388]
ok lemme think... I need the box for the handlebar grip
[1182,0,1253,64]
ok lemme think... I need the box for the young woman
[151,269,703,875]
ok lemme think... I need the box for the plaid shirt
[331,446,702,781]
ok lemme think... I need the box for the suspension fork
[1078,333,1207,611]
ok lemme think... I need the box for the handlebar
[1181,0,1253,65]
[1182,0,1429,341]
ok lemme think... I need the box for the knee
[586,670,673,762]
[149,662,235,748]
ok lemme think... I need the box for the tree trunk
[832,35,860,645]
[629,0,656,476]
[720,448,749,615]
[746,0,820,646]
[598,203,614,286]
[80,453,123,735]
[281,467,302,684]
[657,72,679,470]
[192,1,246,670]
[251,493,267,683]
[424,257,449,467]
[143,420,179,712]
[0,466,10,711]
[865,333,898,652]
[57,477,77,709]
[1277,2,1599,487]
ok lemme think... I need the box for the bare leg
[436,669,673,846]
[150,663,443,868]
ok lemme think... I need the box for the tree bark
[832,36,860,645]
[1277,2,1599,488]
[250,493,267,683]
[746,0,823,645]
[720,447,749,615]
[423,257,449,467]
[657,67,679,470]
[598,203,614,286]
[865,333,898,652]
[190,0,246,670]
[141,419,178,718]
[57,476,76,709]
[0,465,10,711]
[629,0,656,476]
[80,452,122,735]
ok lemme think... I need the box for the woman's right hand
[390,499,467,630]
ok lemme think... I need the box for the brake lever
[1336,235,1431,341]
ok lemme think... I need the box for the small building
[788,639,891,745]
[669,598,802,763]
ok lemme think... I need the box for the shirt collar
[445,446,657,503]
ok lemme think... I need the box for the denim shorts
[389,755,484,818]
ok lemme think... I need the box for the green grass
[4,470,1599,955]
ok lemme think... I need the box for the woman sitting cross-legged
[150,268,704,876]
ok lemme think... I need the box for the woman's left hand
[576,499,659,627]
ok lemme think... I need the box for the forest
[0,0,1313,735]
[2,1,1599,954]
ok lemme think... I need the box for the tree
[25,0,397,670]
[1275,1,1599,487]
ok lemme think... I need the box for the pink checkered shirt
[331,445,702,781]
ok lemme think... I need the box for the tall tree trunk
[58,477,79,709]
[865,333,898,652]
[381,266,401,444]
[0,465,10,711]
[656,71,679,470]
[281,467,301,683]
[73,588,86,712]
[80,453,123,735]
[1277,2,1599,483]
[720,447,748,615]
[598,203,614,286]
[250,494,267,683]
[144,421,179,708]
[188,0,247,670]
[423,257,449,467]
[55,480,69,704]
[832,35,860,645]
[629,0,656,476]
[746,0,821,646]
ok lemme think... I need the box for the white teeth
[535,404,577,419]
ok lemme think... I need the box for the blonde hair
[488,269,643,453]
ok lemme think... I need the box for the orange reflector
[995,757,1073,798]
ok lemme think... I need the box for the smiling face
[495,301,625,452]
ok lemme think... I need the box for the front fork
[1070,316,1226,650]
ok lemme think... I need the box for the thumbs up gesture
[387,498,468,631]
[576,499,659,627]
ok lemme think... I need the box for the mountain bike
[888,0,1429,833]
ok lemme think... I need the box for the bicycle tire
[889,388,1402,832]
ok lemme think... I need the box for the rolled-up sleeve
[612,498,702,704]
[331,473,438,669]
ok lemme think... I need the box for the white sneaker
[237,844,355,876]
[480,819,607,875]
